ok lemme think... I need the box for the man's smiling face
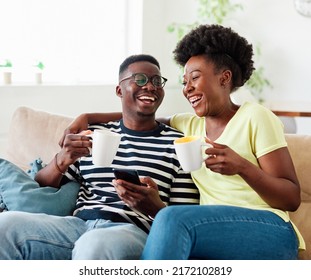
[117,61,165,121]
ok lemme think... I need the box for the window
[0,0,142,84]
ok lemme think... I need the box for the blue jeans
[0,211,147,260]
[141,205,299,260]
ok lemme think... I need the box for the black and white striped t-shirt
[66,120,199,233]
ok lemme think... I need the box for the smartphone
[113,168,144,185]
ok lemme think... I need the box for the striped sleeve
[169,169,199,205]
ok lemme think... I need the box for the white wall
[141,0,311,134]
[143,0,311,103]
[1,0,311,157]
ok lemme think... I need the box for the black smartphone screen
[113,168,142,185]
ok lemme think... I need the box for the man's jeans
[0,211,147,260]
[141,205,299,260]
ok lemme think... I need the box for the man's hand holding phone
[113,168,145,186]
[112,168,166,218]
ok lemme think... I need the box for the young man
[0,54,199,260]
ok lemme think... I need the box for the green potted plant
[0,59,13,84]
[167,0,271,103]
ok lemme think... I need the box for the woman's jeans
[141,205,299,260]
[0,211,147,260]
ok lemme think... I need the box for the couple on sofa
[0,24,305,260]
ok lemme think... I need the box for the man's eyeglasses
[119,73,168,88]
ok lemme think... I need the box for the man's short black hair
[119,54,161,77]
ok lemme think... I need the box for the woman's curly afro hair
[173,24,255,89]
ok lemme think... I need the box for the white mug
[90,129,121,166]
[174,136,213,172]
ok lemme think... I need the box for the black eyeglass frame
[119,73,168,88]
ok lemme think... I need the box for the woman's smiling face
[182,55,229,118]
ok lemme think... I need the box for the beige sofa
[3,106,311,259]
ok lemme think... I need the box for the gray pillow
[0,158,79,216]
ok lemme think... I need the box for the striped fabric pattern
[67,120,199,233]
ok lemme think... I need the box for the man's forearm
[35,154,66,188]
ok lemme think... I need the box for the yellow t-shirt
[170,102,305,250]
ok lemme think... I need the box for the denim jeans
[0,211,147,260]
[141,205,299,260]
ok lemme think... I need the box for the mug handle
[201,142,213,160]
[84,133,93,155]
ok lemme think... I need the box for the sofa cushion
[5,106,73,171]
[0,158,79,216]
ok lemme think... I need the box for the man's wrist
[54,153,67,175]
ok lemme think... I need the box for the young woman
[62,25,305,259]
